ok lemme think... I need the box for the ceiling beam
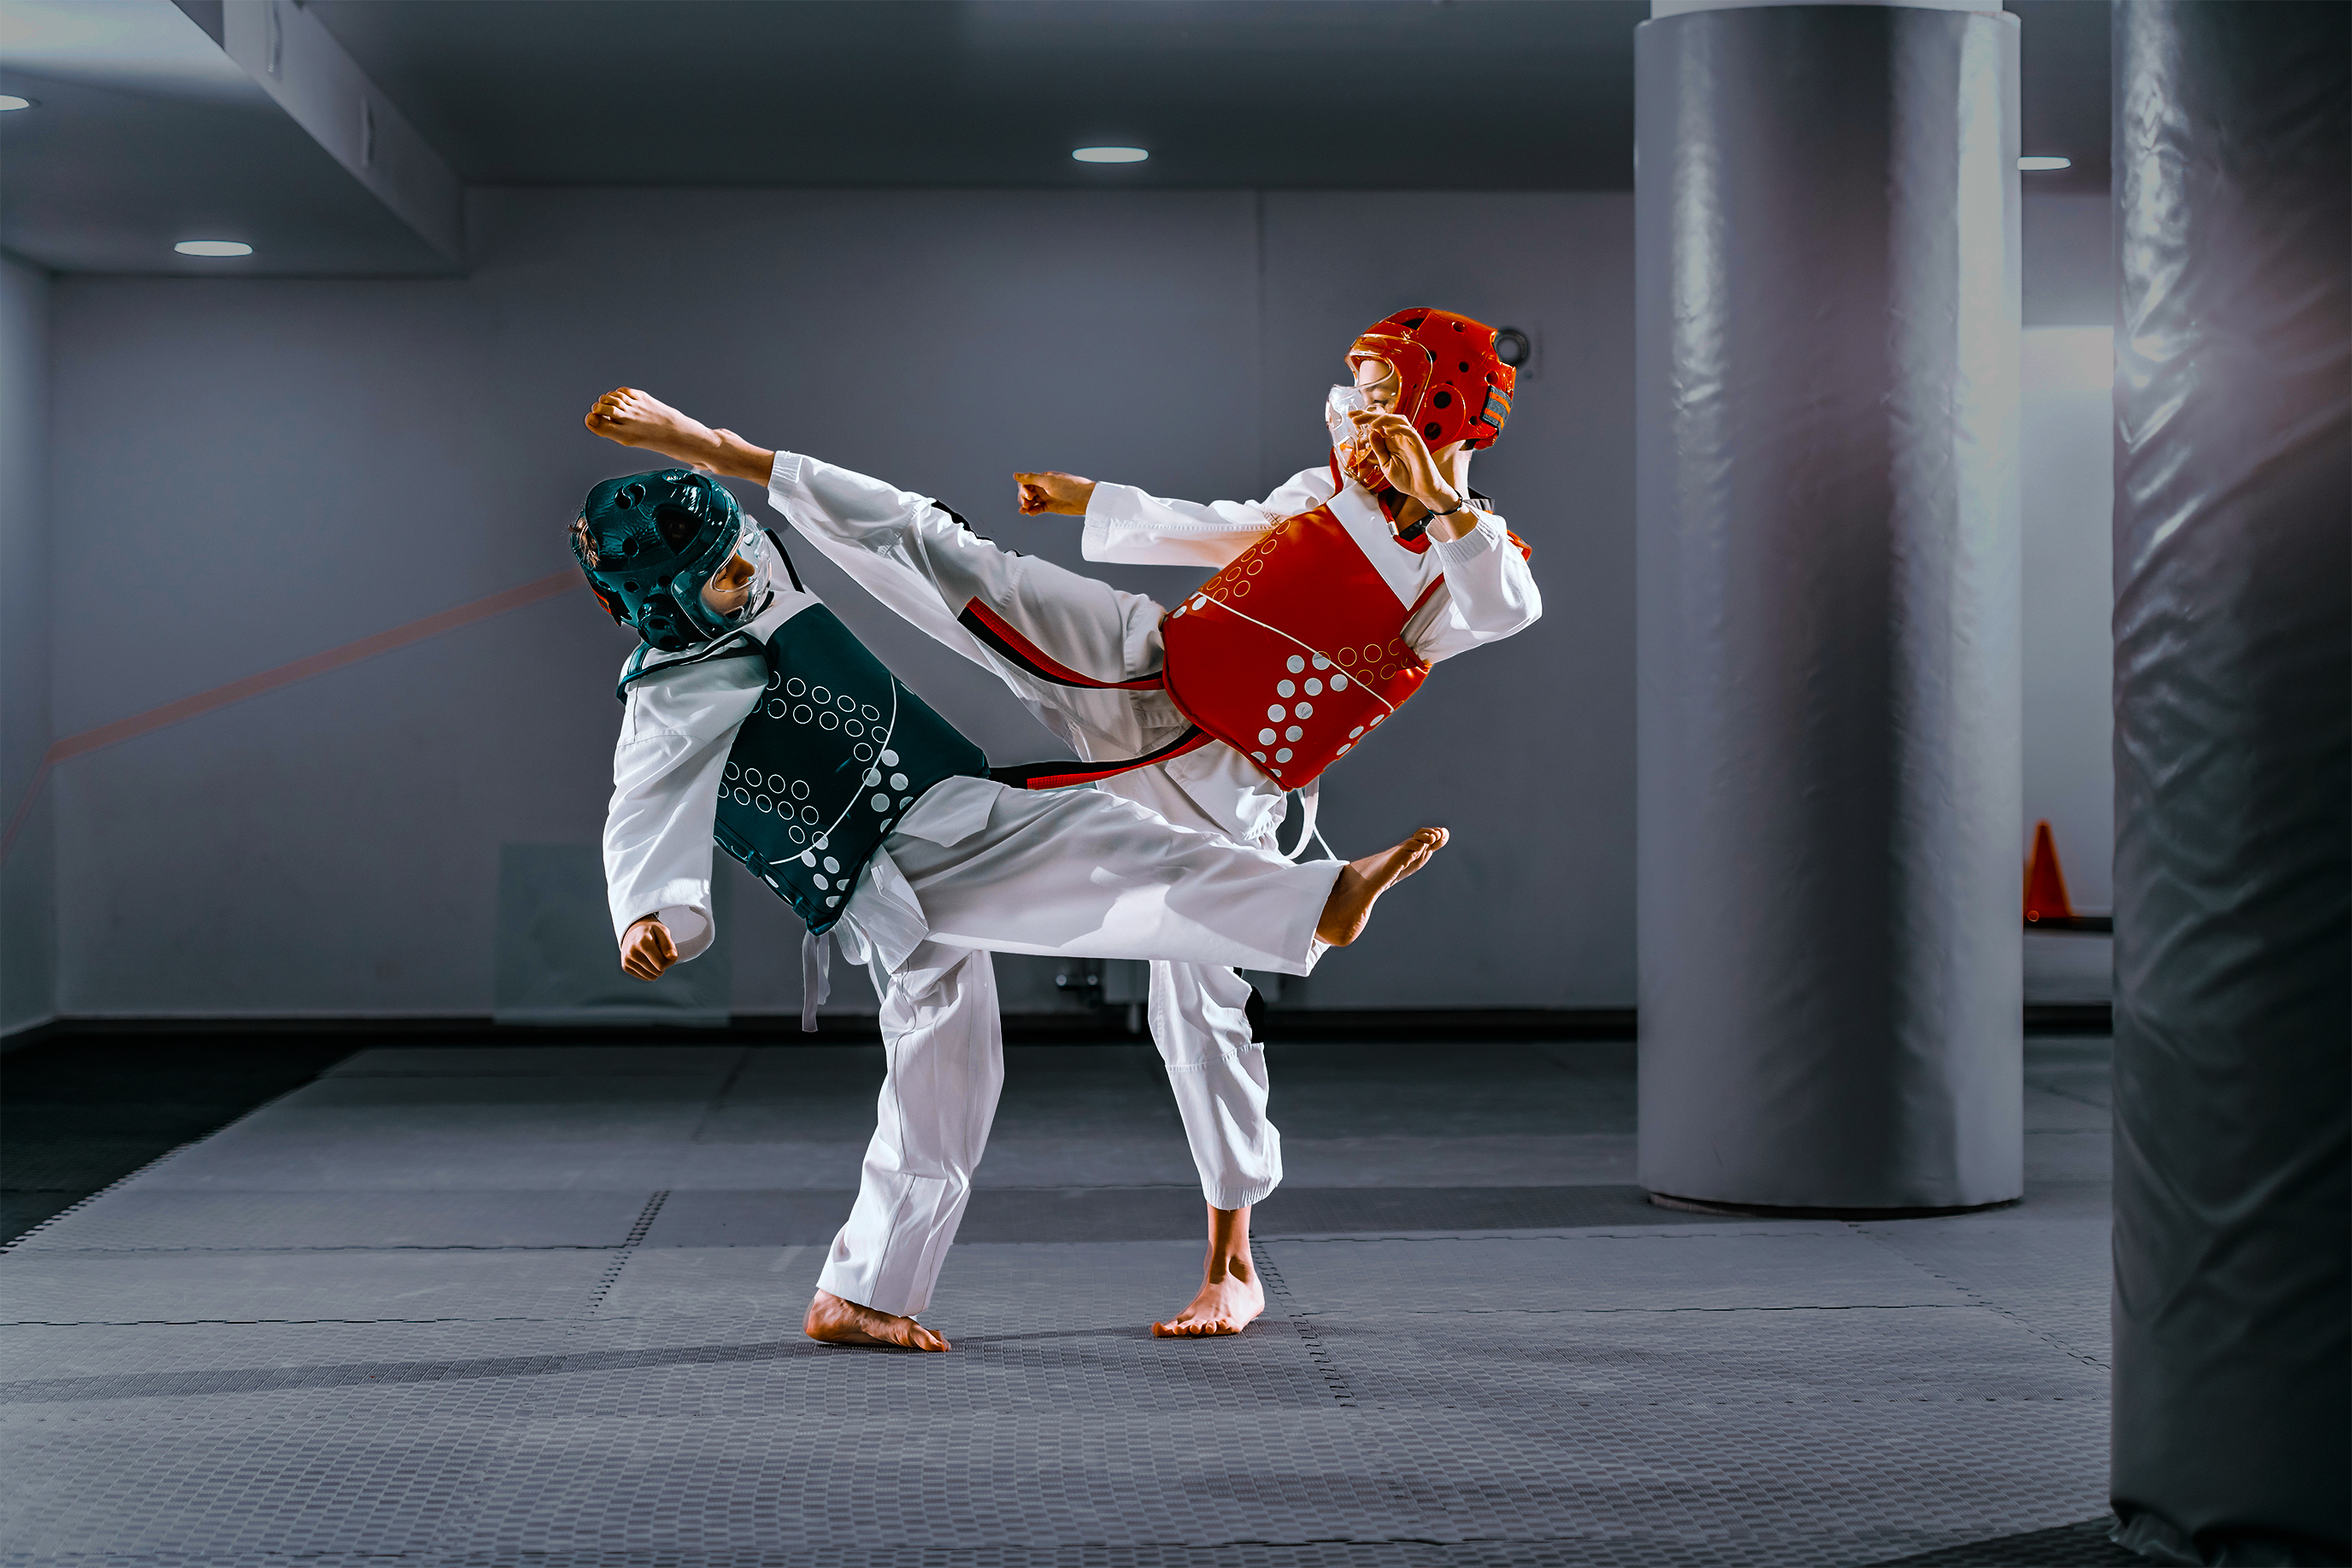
[175,0,463,265]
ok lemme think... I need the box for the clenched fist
[1014,471,1097,517]
[620,916,679,981]
[1346,408,1462,517]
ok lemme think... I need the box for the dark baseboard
[5,1003,2110,1054]
[2,1008,1637,1052]
[2025,914,2113,934]
[2023,1003,2113,1035]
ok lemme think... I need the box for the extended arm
[1072,467,1337,569]
[583,388,1014,675]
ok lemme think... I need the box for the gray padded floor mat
[1,1039,2120,1565]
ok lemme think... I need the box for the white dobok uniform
[763,452,1542,1212]
[604,590,1344,1318]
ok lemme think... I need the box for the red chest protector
[962,483,1526,796]
[1159,504,1437,789]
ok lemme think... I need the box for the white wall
[1,253,56,1032]
[2019,325,2114,1004]
[2020,326,2114,911]
[22,185,2121,1022]
[41,188,1638,1018]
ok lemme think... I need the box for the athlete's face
[699,553,757,620]
[1351,355,1401,410]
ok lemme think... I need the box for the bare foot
[1314,826,1448,946]
[1151,1269,1265,1337]
[584,386,726,470]
[803,1289,950,1352]
[1152,1203,1265,1337]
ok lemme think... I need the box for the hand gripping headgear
[572,469,774,652]
[1346,308,1516,455]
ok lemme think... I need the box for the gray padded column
[2109,3,2351,1559]
[1633,2,2022,1210]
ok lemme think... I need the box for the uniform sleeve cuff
[613,878,711,952]
[1431,515,1503,567]
[767,449,804,496]
[659,902,714,961]
[1085,481,1145,524]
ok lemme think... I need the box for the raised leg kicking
[572,462,1442,1352]
[582,334,1535,1335]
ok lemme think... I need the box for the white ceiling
[0,0,2113,276]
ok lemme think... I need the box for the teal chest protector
[622,602,988,935]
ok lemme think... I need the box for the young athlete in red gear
[1002,311,1539,1336]
[584,309,1538,1339]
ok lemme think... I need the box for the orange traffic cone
[2024,820,2073,925]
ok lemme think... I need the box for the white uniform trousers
[768,459,1307,1214]
[816,940,1002,1320]
[816,782,1338,1316]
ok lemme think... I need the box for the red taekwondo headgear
[1346,308,1516,455]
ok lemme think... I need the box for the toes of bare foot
[1400,825,1448,872]
[1150,1318,1238,1337]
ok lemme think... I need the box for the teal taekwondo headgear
[573,469,780,653]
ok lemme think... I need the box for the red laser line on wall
[0,568,583,865]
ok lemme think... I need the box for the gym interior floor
[0,1028,2135,1567]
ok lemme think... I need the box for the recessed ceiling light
[1072,146,1148,164]
[0,95,37,112]
[174,240,253,257]
[2019,156,2072,172]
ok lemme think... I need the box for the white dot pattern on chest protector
[1267,704,1285,721]
[1277,679,1295,698]
[1259,727,1278,744]
[1287,655,1306,672]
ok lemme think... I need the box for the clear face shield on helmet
[1326,355,1403,491]
[671,516,779,644]
[1325,382,1373,464]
